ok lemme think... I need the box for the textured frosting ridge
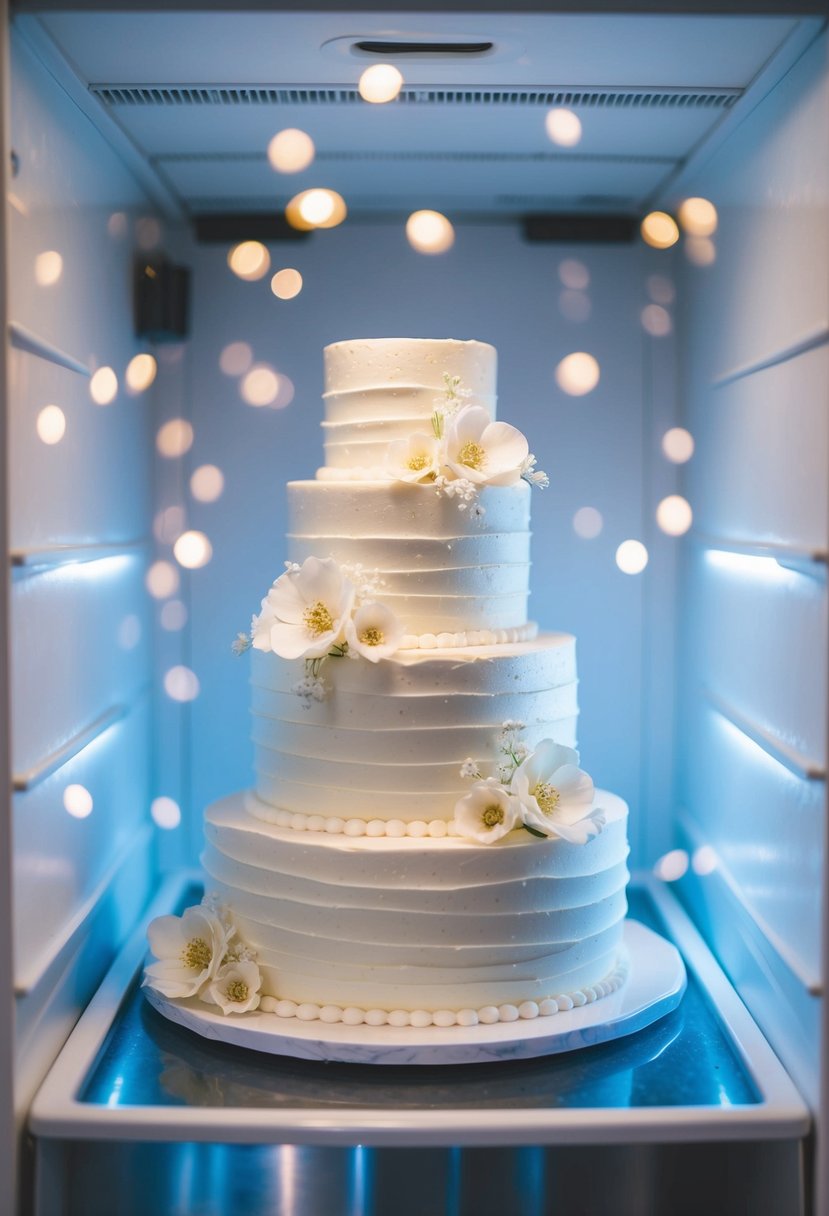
[322,338,497,471]
[250,634,579,822]
[203,792,629,1012]
[288,480,531,635]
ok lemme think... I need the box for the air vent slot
[353,40,493,56]
[90,84,740,109]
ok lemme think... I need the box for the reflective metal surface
[81,888,759,1113]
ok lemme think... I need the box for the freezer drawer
[29,877,809,1216]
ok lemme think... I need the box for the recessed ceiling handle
[353,40,494,57]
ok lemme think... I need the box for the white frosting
[203,791,629,1012]
[287,480,531,634]
[250,634,578,821]
[321,339,496,473]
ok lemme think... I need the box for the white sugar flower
[143,904,232,999]
[454,778,521,844]
[346,601,405,662]
[511,739,603,843]
[252,556,355,660]
[444,405,529,487]
[386,433,443,484]
[231,632,251,656]
[460,758,483,779]
[521,453,550,490]
[207,959,263,1015]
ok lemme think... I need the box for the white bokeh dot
[63,784,93,819]
[555,352,600,396]
[616,539,649,575]
[151,796,182,829]
[160,600,188,631]
[654,849,689,882]
[164,666,200,702]
[190,465,225,502]
[656,495,693,537]
[573,507,604,539]
[662,427,695,464]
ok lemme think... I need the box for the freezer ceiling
[17,9,815,218]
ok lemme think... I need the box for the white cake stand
[143,920,686,1066]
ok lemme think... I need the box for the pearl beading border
[397,622,537,651]
[257,957,629,1028]
[246,793,464,838]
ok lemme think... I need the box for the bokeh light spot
[219,341,253,377]
[161,599,188,631]
[654,849,690,882]
[64,784,93,819]
[358,64,404,104]
[559,290,591,323]
[228,240,270,281]
[125,353,158,394]
[35,251,63,286]
[641,211,679,250]
[271,268,303,300]
[573,507,604,539]
[151,796,182,829]
[555,352,600,396]
[558,258,590,290]
[146,560,180,599]
[174,530,213,569]
[90,367,118,406]
[406,210,455,255]
[190,464,225,502]
[678,197,718,237]
[117,614,142,650]
[240,364,280,407]
[164,665,200,702]
[662,427,695,464]
[616,539,649,575]
[656,495,693,537]
[36,404,66,445]
[545,107,582,147]
[156,418,194,458]
[267,128,315,173]
[641,304,672,337]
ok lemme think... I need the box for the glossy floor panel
[79,887,759,1112]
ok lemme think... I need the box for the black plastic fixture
[522,214,639,244]
[134,256,190,341]
[354,40,493,56]
[194,213,309,244]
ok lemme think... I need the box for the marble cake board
[143,920,686,1066]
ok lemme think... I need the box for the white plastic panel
[162,153,671,213]
[38,12,797,90]
[675,27,828,1116]
[13,701,151,995]
[127,102,720,160]
[687,345,828,555]
[682,702,822,991]
[8,347,151,552]
[681,33,829,390]
[11,556,149,781]
[8,27,158,1138]
[687,548,826,772]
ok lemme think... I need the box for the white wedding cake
[145,339,630,1029]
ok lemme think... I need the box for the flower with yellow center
[252,555,355,659]
[386,432,443,484]
[347,601,405,662]
[511,739,603,843]
[444,405,529,487]
[144,904,231,999]
[208,959,263,1015]
[454,779,520,844]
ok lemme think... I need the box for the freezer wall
[7,30,158,1127]
[676,29,828,1110]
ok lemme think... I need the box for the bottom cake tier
[202,791,630,1017]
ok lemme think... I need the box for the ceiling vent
[353,40,494,56]
[89,84,740,109]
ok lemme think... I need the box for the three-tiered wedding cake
[145,338,630,1029]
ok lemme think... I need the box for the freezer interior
[2,5,827,1214]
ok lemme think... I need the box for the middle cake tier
[250,633,578,823]
[287,479,532,637]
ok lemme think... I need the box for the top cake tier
[321,337,497,475]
